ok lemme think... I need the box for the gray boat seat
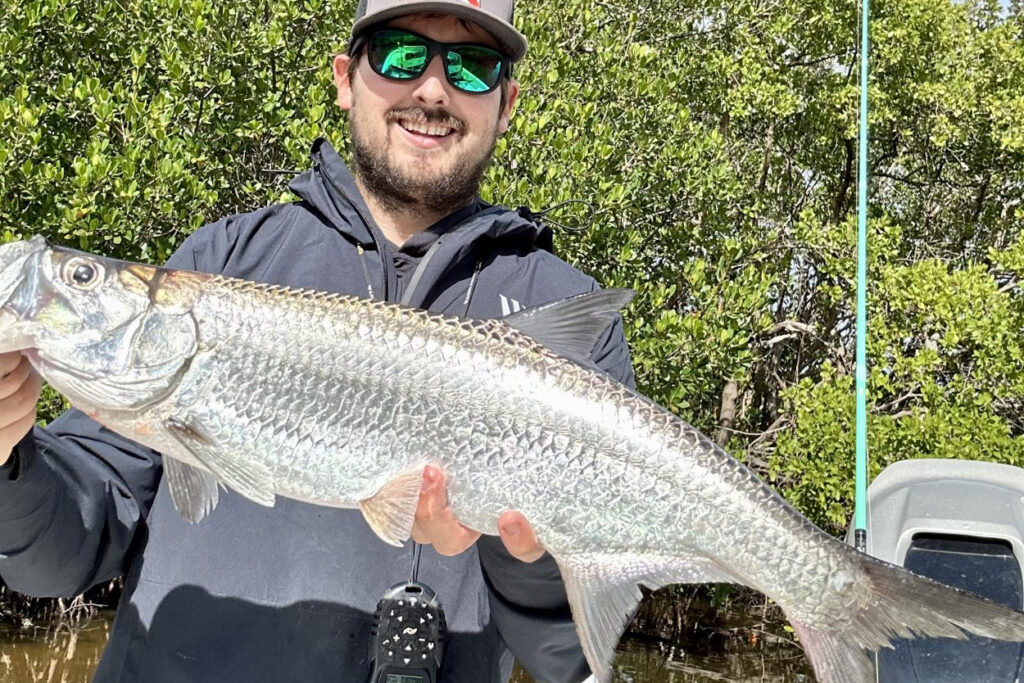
[851,458,1024,682]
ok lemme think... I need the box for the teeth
[400,119,453,137]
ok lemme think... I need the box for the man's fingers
[0,369,41,430]
[498,510,546,563]
[419,465,447,516]
[411,514,480,555]
[412,465,481,556]
[0,352,22,378]
[0,356,39,466]
[0,356,33,401]
[432,526,481,557]
[411,466,445,544]
[411,472,545,561]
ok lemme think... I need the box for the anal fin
[163,456,220,524]
[164,416,275,510]
[556,553,736,683]
[358,468,425,547]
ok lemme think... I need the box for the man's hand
[411,465,546,563]
[0,352,42,467]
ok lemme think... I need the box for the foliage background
[0,0,1022,620]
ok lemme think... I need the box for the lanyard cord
[410,542,423,583]
[319,158,389,301]
[461,259,484,315]
[355,245,375,299]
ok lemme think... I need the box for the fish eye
[61,257,104,290]
[73,264,94,283]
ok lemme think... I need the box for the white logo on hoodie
[499,294,522,316]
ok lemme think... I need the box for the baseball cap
[349,0,527,62]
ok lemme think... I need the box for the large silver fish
[0,235,1022,682]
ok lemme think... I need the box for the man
[0,0,634,680]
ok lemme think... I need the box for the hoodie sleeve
[0,418,163,597]
[0,227,231,597]
[478,309,635,683]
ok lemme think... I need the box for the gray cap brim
[351,1,527,62]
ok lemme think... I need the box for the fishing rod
[854,0,871,553]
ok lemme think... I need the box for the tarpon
[1,235,1022,683]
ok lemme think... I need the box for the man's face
[333,14,520,213]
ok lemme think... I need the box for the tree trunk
[715,379,740,447]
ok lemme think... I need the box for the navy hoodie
[0,139,634,682]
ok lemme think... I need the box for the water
[511,637,813,682]
[511,595,815,683]
[0,612,111,683]
[594,636,811,682]
[0,601,814,682]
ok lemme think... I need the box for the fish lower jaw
[0,313,36,354]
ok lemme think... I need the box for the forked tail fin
[788,553,1024,683]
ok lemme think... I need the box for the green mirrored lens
[368,30,505,94]
[446,47,502,93]
[371,34,428,79]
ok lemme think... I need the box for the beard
[350,105,498,215]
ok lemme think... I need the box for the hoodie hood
[289,139,378,247]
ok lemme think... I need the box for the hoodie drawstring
[462,259,483,317]
[355,245,375,300]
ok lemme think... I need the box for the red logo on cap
[466,0,480,6]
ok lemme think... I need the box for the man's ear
[497,79,520,135]
[334,54,354,111]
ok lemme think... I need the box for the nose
[410,54,451,108]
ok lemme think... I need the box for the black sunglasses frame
[350,28,512,94]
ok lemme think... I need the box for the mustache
[386,107,464,133]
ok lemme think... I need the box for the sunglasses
[361,29,509,94]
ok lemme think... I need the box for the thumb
[497,510,546,563]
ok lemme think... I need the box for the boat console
[848,459,1024,682]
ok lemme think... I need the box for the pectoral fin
[164,416,276,511]
[163,456,220,524]
[556,553,737,683]
[358,469,425,546]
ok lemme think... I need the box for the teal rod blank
[854,0,870,550]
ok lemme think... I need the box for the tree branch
[715,379,740,447]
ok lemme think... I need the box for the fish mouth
[0,236,48,352]
[0,308,35,356]
[0,236,47,300]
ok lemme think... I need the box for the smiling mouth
[397,118,456,138]
[390,109,463,140]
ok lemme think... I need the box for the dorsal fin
[503,289,634,360]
